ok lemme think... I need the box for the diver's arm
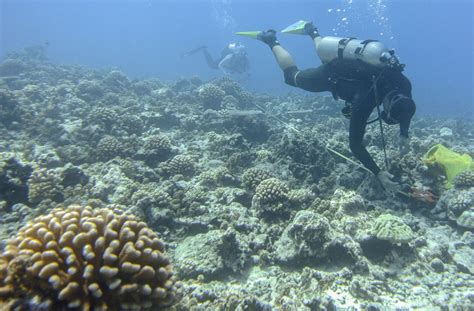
[218,54,234,74]
[349,100,381,175]
[399,75,415,138]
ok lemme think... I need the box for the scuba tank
[315,36,399,68]
[281,20,404,70]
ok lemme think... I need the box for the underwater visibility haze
[0,0,473,310]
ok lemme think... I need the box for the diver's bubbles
[211,0,236,33]
[326,0,394,40]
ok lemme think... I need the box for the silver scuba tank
[316,36,396,68]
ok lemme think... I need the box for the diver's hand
[257,30,280,48]
[398,135,410,156]
[303,21,320,39]
[376,171,400,196]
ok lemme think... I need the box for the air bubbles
[328,8,333,12]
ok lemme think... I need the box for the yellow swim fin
[236,31,262,39]
[281,20,310,35]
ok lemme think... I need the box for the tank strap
[337,37,356,59]
[354,40,378,57]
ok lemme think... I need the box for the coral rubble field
[0,47,473,310]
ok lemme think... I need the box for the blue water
[1,0,472,117]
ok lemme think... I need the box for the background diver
[254,22,416,195]
[182,43,250,76]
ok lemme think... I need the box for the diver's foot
[257,30,280,48]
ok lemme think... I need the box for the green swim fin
[281,20,310,35]
[236,31,262,39]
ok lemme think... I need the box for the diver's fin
[281,20,310,35]
[180,45,207,58]
[236,31,262,39]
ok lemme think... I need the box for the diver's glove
[303,22,320,39]
[398,135,410,156]
[258,30,280,49]
[376,170,400,196]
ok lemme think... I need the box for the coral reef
[456,209,474,229]
[274,210,332,264]
[159,155,195,177]
[96,136,123,161]
[252,178,289,215]
[197,83,225,110]
[27,168,64,204]
[371,214,414,244]
[0,49,472,309]
[453,170,474,189]
[0,205,175,310]
[139,134,173,164]
[242,167,275,190]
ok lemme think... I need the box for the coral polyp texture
[453,170,474,189]
[252,178,289,215]
[197,83,225,110]
[0,205,175,310]
[242,167,275,190]
[372,214,414,244]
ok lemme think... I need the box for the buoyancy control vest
[315,36,404,70]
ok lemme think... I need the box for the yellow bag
[423,144,473,188]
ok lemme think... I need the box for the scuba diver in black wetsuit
[256,22,416,194]
[182,43,250,75]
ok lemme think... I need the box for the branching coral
[0,205,176,310]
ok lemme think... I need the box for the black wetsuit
[284,58,413,175]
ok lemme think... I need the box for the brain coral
[0,205,175,310]
[372,214,414,244]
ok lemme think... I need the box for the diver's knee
[283,66,298,86]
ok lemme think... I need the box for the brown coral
[0,205,175,310]
[142,135,173,162]
[27,168,64,204]
[159,155,195,177]
[453,170,474,189]
[242,168,275,190]
[198,83,225,110]
[252,178,289,206]
[97,136,123,160]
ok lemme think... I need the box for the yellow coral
[0,205,175,310]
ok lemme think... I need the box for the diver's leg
[271,45,296,70]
